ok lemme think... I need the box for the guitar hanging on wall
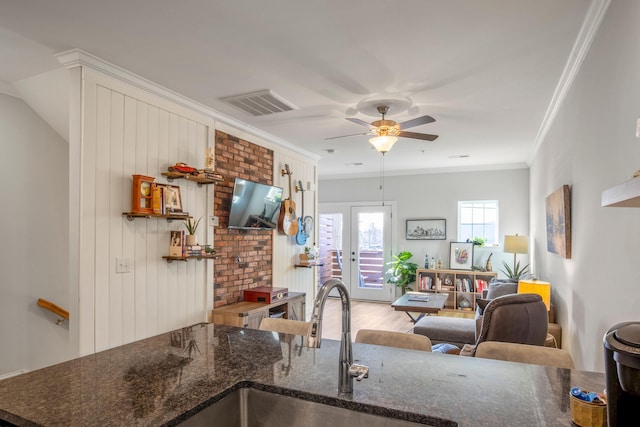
[277,164,298,236]
[295,180,307,245]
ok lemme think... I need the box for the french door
[318,202,394,302]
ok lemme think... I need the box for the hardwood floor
[320,298,416,341]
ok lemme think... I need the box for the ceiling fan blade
[398,131,439,141]
[346,117,373,128]
[398,115,435,130]
[324,132,369,140]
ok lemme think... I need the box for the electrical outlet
[636,116,640,139]
[116,257,131,273]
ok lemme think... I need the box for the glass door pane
[318,212,344,286]
[350,205,392,301]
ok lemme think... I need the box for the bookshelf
[415,269,497,313]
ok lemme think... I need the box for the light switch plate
[116,257,131,273]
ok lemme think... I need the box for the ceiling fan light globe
[369,135,398,153]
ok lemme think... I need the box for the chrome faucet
[306,278,369,395]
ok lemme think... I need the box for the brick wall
[213,130,274,307]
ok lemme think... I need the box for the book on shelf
[417,275,433,291]
[152,185,163,214]
[299,253,320,265]
[153,184,188,216]
[183,245,205,256]
[475,279,488,294]
[168,211,190,216]
[198,170,224,181]
[183,245,196,256]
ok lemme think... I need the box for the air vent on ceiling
[220,90,297,116]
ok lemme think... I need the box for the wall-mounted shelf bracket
[122,212,192,222]
[163,254,220,263]
[161,171,223,187]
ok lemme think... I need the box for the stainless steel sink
[178,387,447,426]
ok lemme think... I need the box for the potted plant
[500,259,529,279]
[183,217,201,246]
[386,251,419,295]
[468,237,486,246]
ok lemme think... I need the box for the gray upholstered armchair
[461,293,548,356]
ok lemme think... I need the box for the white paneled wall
[272,151,318,315]
[77,69,214,354]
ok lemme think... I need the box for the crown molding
[55,49,320,161]
[529,0,611,163]
[320,162,529,181]
[0,80,19,98]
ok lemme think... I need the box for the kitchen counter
[0,323,604,426]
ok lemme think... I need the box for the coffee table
[391,292,449,323]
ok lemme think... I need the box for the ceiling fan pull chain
[380,153,385,206]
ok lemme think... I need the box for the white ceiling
[0,0,593,178]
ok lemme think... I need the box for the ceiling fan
[326,105,439,153]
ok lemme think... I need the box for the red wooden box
[243,286,288,304]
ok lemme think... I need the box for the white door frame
[319,201,397,302]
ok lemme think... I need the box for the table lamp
[518,279,551,311]
[503,234,529,274]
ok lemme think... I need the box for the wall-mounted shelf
[163,254,220,263]
[295,263,325,268]
[122,212,192,222]
[161,171,223,187]
[601,176,640,207]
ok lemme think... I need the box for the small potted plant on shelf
[183,217,201,246]
[386,251,418,295]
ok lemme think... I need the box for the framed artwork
[169,230,183,256]
[449,242,474,270]
[406,218,446,240]
[164,185,183,213]
[546,185,571,259]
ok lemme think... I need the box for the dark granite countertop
[0,323,604,426]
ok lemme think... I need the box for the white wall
[530,0,640,373]
[319,168,529,277]
[72,68,216,355]
[0,93,71,376]
[272,152,318,314]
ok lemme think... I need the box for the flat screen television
[228,178,283,230]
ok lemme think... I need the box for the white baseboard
[0,369,27,380]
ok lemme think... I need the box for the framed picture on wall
[406,218,446,240]
[545,184,571,259]
[449,242,474,270]
[164,185,183,213]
